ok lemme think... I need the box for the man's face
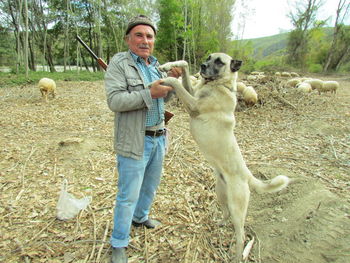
[126,25,155,61]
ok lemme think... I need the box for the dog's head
[200,53,242,81]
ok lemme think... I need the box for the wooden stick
[184,235,194,263]
[144,228,149,263]
[329,135,338,159]
[242,237,255,261]
[21,146,36,187]
[272,94,297,109]
[28,218,56,243]
[185,195,198,223]
[86,206,97,262]
[96,220,110,263]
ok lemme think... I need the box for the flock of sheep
[236,71,340,107]
[37,71,340,108]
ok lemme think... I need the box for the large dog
[159,53,289,262]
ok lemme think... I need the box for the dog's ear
[230,60,242,72]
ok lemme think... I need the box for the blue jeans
[110,135,166,248]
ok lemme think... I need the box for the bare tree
[286,0,323,67]
[323,0,350,72]
[24,0,28,77]
[63,0,70,72]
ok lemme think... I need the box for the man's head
[125,15,156,36]
[125,15,156,61]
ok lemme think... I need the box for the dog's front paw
[162,77,180,87]
[159,62,174,72]
[159,60,188,72]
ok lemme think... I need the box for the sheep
[247,75,258,81]
[290,72,300,77]
[242,86,258,106]
[275,72,281,77]
[236,82,247,93]
[296,82,312,93]
[317,81,339,95]
[251,71,264,76]
[285,78,302,88]
[300,77,312,82]
[303,78,323,90]
[38,77,56,102]
[281,72,292,77]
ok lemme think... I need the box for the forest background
[0,0,349,86]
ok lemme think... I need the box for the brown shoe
[132,219,161,229]
[111,247,127,263]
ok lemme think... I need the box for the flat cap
[125,15,156,35]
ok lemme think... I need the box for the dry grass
[1,75,349,263]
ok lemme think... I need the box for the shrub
[308,63,323,73]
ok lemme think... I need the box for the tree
[286,0,324,68]
[156,0,236,72]
[323,0,350,72]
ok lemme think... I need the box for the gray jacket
[104,51,169,159]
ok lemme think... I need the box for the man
[104,15,180,263]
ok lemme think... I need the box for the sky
[231,0,349,39]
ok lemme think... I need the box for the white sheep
[317,81,339,95]
[247,75,258,81]
[242,86,258,106]
[251,71,264,76]
[290,72,300,77]
[285,78,301,88]
[236,82,247,93]
[275,72,281,77]
[38,77,56,102]
[300,77,312,82]
[296,82,312,93]
[303,79,323,90]
[281,72,292,77]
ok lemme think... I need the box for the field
[1,74,349,263]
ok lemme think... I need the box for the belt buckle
[156,129,165,136]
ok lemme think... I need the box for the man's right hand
[149,80,173,98]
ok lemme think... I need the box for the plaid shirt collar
[130,51,157,66]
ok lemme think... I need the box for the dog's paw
[158,62,174,72]
[162,77,180,87]
[159,61,188,72]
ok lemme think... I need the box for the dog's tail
[249,174,289,194]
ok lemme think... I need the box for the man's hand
[149,79,173,98]
[167,67,182,78]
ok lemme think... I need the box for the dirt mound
[249,177,350,263]
[0,76,349,262]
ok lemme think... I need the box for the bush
[0,70,104,88]
[252,57,288,73]
[338,61,350,73]
[308,63,323,73]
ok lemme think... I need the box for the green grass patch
[0,70,104,88]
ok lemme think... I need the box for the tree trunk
[64,0,70,72]
[46,44,56,72]
[24,0,28,77]
[335,45,350,71]
[323,0,349,72]
[81,55,91,71]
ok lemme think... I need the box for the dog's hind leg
[226,179,250,263]
[215,171,230,226]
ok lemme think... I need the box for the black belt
[145,129,166,137]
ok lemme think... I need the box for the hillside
[241,27,334,59]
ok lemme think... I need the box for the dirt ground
[0,74,349,263]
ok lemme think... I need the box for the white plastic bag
[56,179,91,220]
